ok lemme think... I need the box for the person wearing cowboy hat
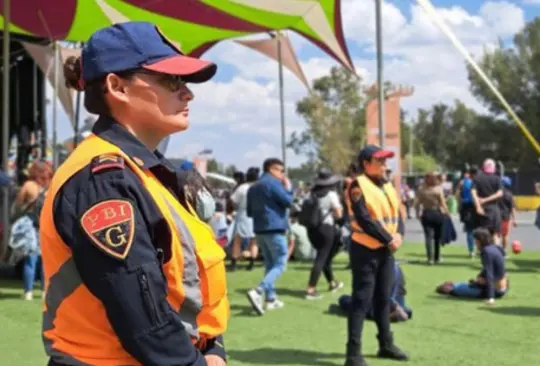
[303,168,344,300]
[344,145,408,366]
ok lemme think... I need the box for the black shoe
[377,333,408,361]
[226,259,237,272]
[345,356,369,366]
[246,259,255,271]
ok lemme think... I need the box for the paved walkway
[404,211,540,251]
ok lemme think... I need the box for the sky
[47,0,540,171]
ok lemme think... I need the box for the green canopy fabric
[1,0,353,70]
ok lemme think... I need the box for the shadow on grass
[234,287,308,300]
[405,252,471,260]
[509,259,540,273]
[229,304,260,317]
[405,260,476,269]
[0,279,24,290]
[479,306,540,317]
[425,294,481,302]
[229,348,342,366]
[0,292,22,300]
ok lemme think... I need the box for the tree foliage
[288,66,365,173]
[466,18,540,166]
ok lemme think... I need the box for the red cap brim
[373,150,395,159]
[143,55,217,83]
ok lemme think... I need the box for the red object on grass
[511,240,522,254]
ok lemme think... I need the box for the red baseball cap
[82,21,217,84]
[358,144,395,162]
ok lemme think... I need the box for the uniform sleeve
[349,181,393,246]
[54,168,207,366]
[201,335,226,361]
[480,249,495,299]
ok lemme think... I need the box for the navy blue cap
[358,144,395,162]
[81,21,217,84]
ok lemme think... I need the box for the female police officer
[40,22,229,366]
[344,145,408,366]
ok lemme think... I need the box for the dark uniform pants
[346,242,394,357]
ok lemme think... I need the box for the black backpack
[298,195,329,229]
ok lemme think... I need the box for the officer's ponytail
[63,56,83,91]
[63,56,110,115]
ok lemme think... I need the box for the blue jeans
[451,282,507,299]
[256,233,288,300]
[466,231,474,254]
[23,254,43,292]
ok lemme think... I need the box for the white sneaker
[247,289,265,315]
[23,292,33,301]
[265,299,285,311]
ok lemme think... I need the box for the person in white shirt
[229,167,259,271]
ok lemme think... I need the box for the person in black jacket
[436,228,508,304]
[344,145,408,366]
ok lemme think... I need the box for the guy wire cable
[415,0,540,154]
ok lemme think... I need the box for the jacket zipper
[140,271,160,324]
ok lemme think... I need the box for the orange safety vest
[40,135,230,365]
[347,174,400,249]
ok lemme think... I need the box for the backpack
[8,215,39,265]
[298,194,329,229]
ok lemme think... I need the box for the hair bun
[63,56,83,91]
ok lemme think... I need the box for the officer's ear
[104,73,129,104]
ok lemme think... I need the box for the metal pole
[73,42,83,148]
[52,41,59,169]
[1,0,10,260]
[375,0,385,148]
[277,31,287,170]
[408,121,413,176]
[498,160,505,178]
[73,90,81,147]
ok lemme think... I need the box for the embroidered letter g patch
[80,200,135,260]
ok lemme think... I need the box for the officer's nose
[180,86,194,102]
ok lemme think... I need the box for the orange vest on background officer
[40,22,229,366]
[344,145,408,366]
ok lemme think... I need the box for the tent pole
[375,0,385,148]
[1,0,10,260]
[52,41,59,169]
[277,31,286,171]
[73,42,83,148]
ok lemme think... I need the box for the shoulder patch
[80,200,135,260]
[91,155,124,174]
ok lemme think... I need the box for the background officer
[40,22,228,366]
[344,145,408,366]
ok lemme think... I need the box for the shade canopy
[0,0,353,71]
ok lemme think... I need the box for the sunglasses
[135,70,186,93]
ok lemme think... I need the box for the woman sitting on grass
[436,227,508,305]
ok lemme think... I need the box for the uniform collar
[92,116,174,172]
[363,173,386,187]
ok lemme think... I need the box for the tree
[207,158,238,176]
[288,66,365,173]
[413,100,480,170]
[467,18,540,166]
[402,154,438,174]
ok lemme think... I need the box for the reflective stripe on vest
[40,135,229,365]
[347,174,400,249]
[162,197,202,338]
[42,258,89,365]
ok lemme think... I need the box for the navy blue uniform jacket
[53,116,225,366]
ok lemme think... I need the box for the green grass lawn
[1,244,540,366]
